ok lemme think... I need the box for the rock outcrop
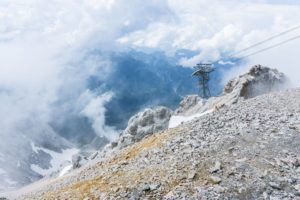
[49,106,172,175]
[48,66,289,173]
[174,95,205,115]
[223,64,287,102]
[174,65,288,117]
[115,106,173,149]
[71,154,88,169]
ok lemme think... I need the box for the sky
[117,0,300,85]
[0,0,300,142]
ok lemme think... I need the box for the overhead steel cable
[213,24,300,64]
[238,34,300,59]
[230,24,300,57]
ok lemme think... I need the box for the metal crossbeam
[192,63,214,98]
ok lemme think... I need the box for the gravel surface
[9,87,300,200]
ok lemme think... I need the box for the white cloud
[0,0,173,142]
[117,0,300,86]
[79,91,118,141]
[77,90,119,141]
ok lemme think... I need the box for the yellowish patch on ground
[111,127,181,163]
[41,127,184,199]
[44,161,210,199]
[44,167,170,199]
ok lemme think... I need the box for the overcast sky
[1,0,300,85]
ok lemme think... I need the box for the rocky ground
[8,86,300,200]
[3,65,299,200]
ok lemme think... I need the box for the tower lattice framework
[192,63,214,99]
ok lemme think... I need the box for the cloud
[117,0,300,85]
[79,91,118,141]
[0,0,173,143]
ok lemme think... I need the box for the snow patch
[169,109,213,128]
[59,165,73,177]
[30,142,41,154]
[30,142,79,176]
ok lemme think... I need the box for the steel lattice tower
[192,63,214,99]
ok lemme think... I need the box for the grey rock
[187,171,197,180]
[88,151,98,160]
[117,106,172,149]
[141,184,151,192]
[174,95,204,115]
[209,161,222,173]
[210,176,222,184]
[294,184,300,192]
[72,154,88,169]
[150,184,160,190]
[224,65,287,99]
[269,182,282,190]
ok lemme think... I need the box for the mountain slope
[13,87,300,200]
[1,51,225,192]
[0,125,77,192]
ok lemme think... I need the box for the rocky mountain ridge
[0,126,76,193]
[38,65,289,176]
[4,65,299,200]
[37,65,287,180]
[13,87,300,200]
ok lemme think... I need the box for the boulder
[116,106,172,148]
[72,154,88,169]
[174,95,204,115]
[224,65,287,99]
